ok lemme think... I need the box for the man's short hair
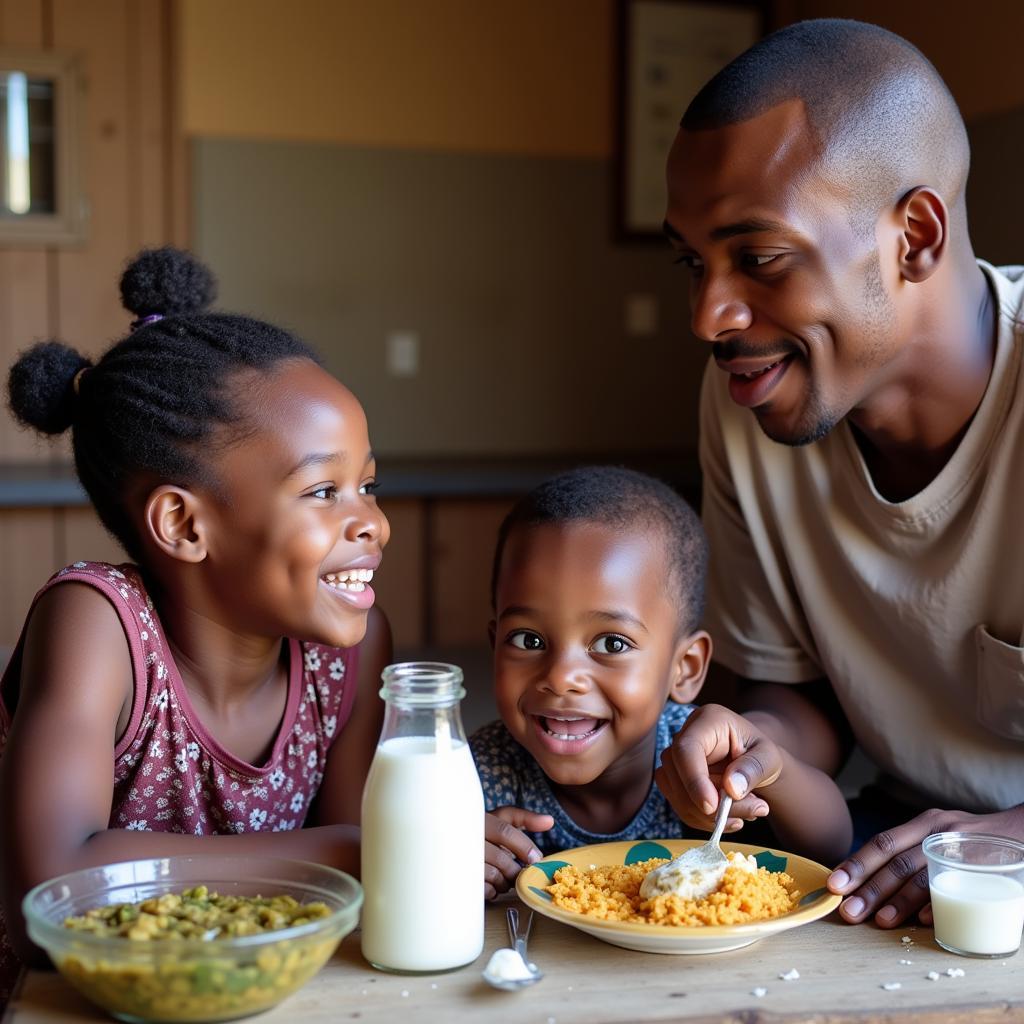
[682,19,970,222]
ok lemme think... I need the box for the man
[656,18,1024,929]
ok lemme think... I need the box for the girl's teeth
[322,569,374,591]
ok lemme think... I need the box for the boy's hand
[656,704,778,831]
[484,807,554,900]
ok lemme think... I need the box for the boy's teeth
[322,568,374,591]
[541,716,601,739]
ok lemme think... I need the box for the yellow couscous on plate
[545,857,799,927]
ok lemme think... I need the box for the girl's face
[197,358,389,649]
[492,521,702,789]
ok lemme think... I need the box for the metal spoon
[482,907,544,991]
[676,791,734,871]
[640,792,734,898]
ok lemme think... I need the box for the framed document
[614,0,764,241]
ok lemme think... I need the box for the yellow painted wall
[794,0,1024,122]
[181,0,1024,156]
[180,0,614,157]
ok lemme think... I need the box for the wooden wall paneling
[167,0,188,247]
[371,498,425,654]
[0,0,45,43]
[0,254,52,461]
[0,0,51,464]
[52,0,133,358]
[58,506,127,567]
[431,498,515,649]
[129,0,169,245]
[0,509,60,649]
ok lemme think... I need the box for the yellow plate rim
[516,838,842,938]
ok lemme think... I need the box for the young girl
[0,248,391,996]
[474,466,852,899]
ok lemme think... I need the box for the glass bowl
[23,855,362,1023]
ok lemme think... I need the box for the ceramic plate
[516,838,841,954]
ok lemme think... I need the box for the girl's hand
[484,807,554,900]
[655,704,778,832]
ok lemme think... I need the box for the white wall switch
[386,330,420,376]
[624,293,658,337]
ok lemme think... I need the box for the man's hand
[655,704,777,831]
[484,807,554,900]
[828,805,1024,926]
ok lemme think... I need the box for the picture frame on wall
[614,0,765,242]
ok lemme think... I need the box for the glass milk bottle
[361,662,485,973]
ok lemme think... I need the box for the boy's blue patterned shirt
[469,702,699,854]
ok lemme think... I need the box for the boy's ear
[143,485,208,563]
[894,186,947,283]
[667,630,712,705]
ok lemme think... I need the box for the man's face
[665,101,902,446]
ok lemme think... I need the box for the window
[0,50,85,245]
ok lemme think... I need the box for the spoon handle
[506,906,532,959]
[709,792,733,847]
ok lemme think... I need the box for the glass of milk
[360,662,485,973]
[923,832,1024,958]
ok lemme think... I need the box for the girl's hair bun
[7,340,91,435]
[119,247,217,319]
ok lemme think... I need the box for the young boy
[472,467,852,899]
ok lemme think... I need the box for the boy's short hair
[491,466,708,634]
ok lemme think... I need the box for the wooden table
[5,900,1023,1024]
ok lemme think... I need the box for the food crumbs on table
[430,983,438,989]
[900,935,912,943]
[881,982,902,991]
[926,972,940,981]
[946,967,965,978]
[752,987,767,997]
[779,968,800,981]
[401,990,409,997]
[899,958,913,964]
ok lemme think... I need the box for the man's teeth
[740,360,782,379]
[322,569,374,592]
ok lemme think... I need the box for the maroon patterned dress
[0,561,362,1003]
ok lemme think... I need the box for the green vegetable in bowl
[63,886,330,940]
[57,887,338,1022]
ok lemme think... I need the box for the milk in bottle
[361,662,485,972]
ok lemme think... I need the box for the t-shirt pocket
[975,624,1024,741]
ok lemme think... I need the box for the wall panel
[0,0,51,462]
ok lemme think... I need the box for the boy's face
[492,521,706,789]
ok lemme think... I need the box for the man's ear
[667,630,712,705]
[143,485,208,563]
[895,186,947,283]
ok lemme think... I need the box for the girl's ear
[667,630,712,705]
[894,185,947,283]
[143,485,208,563]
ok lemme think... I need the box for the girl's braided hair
[7,247,320,560]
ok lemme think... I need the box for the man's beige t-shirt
[700,261,1024,813]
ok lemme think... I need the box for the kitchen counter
[0,452,701,508]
